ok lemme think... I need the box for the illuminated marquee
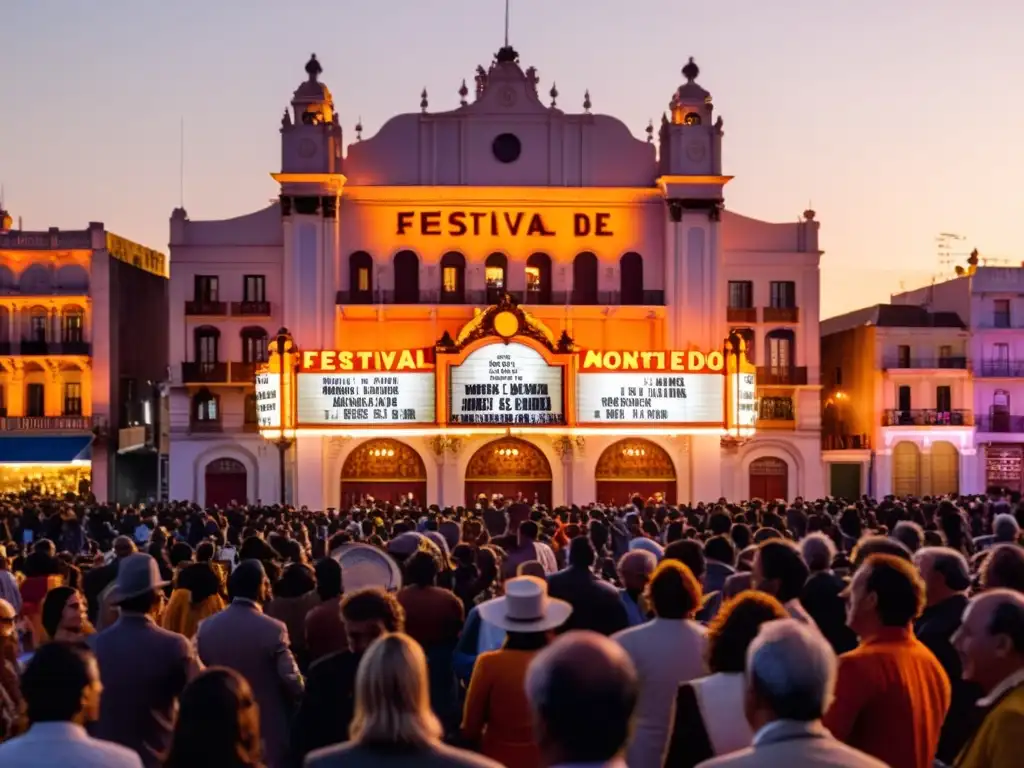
[296,348,436,426]
[254,371,281,428]
[577,349,726,425]
[449,342,565,426]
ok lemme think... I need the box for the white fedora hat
[478,576,572,633]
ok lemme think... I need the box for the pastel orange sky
[1,0,1020,318]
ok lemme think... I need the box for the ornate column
[430,436,464,509]
[552,436,586,507]
[49,305,60,345]
[44,361,62,416]
[7,361,25,416]
[80,360,92,418]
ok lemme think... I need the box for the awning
[0,436,93,465]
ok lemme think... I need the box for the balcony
[189,420,223,434]
[335,289,666,307]
[0,416,94,432]
[883,356,968,370]
[758,396,795,428]
[19,340,49,355]
[755,366,809,386]
[882,409,973,427]
[727,307,758,323]
[978,360,1024,377]
[185,299,227,316]
[230,362,257,383]
[182,362,228,384]
[57,340,91,355]
[762,306,800,323]
[823,433,872,450]
[977,414,1024,433]
[231,300,271,317]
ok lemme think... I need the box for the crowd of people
[0,490,1023,767]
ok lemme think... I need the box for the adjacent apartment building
[0,210,169,501]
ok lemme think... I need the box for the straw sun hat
[478,576,572,633]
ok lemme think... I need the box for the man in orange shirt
[824,553,950,768]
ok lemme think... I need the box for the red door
[749,457,788,501]
[205,458,247,507]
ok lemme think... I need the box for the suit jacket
[800,571,858,655]
[292,650,362,763]
[0,721,143,768]
[92,613,200,768]
[547,566,628,636]
[697,720,887,768]
[614,618,708,768]
[954,679,1024,768]
[305,740,503,768]
[195,599,303,768]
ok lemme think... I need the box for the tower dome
[291,54,334,125]
[669,57,712,125]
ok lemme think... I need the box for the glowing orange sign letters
[301,349,435,373]
[578,349,725,374]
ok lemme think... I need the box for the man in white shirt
[0,642,142,767]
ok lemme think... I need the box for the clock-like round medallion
[499,86,517,107]
[686,141,707,162]
[493,311,520,338]
[298,139,316,158]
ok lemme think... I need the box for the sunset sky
[2,0,1020,317]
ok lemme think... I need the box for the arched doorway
[205,458,247,508]
[892,441,921,497]
[930,441,959,496]
[340,439,426,507]
[749,457,789,501]
[465,438,552,506]
[595,439,676,505]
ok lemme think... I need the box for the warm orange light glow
[258,426,727,439]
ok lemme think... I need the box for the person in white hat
[462,577,572,768]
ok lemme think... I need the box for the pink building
[0,213,169,501]
[168,49,825,507]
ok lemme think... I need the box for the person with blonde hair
[306,633,500,767]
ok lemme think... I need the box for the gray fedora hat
[109,553,170,604]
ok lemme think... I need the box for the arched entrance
[204,458,248,508]
[465,438,552,507]
[340,439,426,508]
[749,457,789,501]
[595,439,677,505]
[892,441,921,497]
[930,441,959,497]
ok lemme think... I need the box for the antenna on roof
[179,116,185,209]
[504,0,510,47]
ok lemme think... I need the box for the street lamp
[272,327,295,505]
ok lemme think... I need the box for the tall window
[26,383,44,417]
[194,327,220,368]
[64,382,82,416]
[440,252,465,303]
[348,252,373,304]
[28,309,47,342]
[194,275,219,302]
[243,275,266,303]
[62,308,84,343]
[936,385,952,414]
[897,345,911,368]
[938,344,952,361]
[572,252,598,305]
[994,299,1011,328]
[244,393,258,428]
[393,250,420,304]
[898,385,912,412]
[485,253,508,303]
[766,330,793,373]
[526,253,552,305]
[241,328,268,364]
[620,252,644,305]
[728,281,753,308]
[770,281,796,308]
[192,389,218,424]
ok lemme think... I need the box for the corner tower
[274,54,346,350]
[657,58,731,350]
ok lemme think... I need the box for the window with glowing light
[683,112,701,126]
[443,266,459,293]
[193,389,219,423]
[485,253,507,302]
[357,268,370,292]
[63,383,82,416]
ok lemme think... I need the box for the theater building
[820,304,977,498]
[167,47,825,508]
[0,211,169,501]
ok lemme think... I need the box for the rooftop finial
[504,0,510,47]
[682,57,699,83]
[583,89,592,113]
[420,88,429,113]
[305,53,322,82]
[459,79,469,106]
[549,82,558,108]
[646,119,654,143]
[355,117,363,141]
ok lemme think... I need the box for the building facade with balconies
[820,304,977,498]
[0,216,168,500]
[894,267,1024,493]
[168,49,825,507]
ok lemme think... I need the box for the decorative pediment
[439,293,571,354]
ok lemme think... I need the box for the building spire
[504,0,510,47]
